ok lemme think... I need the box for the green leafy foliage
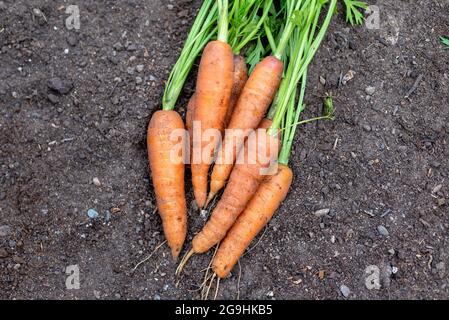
[441,36,449,49]
[342,0,367,26]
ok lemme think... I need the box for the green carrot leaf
[441,36,449,49]
[342,0,368,26]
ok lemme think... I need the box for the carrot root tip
[175,248,195,276]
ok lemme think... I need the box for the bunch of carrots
[147,0,366,297]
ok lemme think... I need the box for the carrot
[225,55,248,126]
[208,56,283,204]
[185,54,247,154]
[193,127,280,253]
[186,94,196,160]
[209,0,339,281]
[148,0,218,260]
[191,0,234,209]
[148,111,187,260]
[212,164,293,278]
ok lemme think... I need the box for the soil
[1,0,448,300]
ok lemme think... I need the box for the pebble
[135,76,143,84]
[48,77,73,95]
[47,94,59,104]
[154,294,161,300]
[432,184,442,194]
[167,4,174,10]
[127,67,135,75]
[93,290,101,299]
[127,43,137,51]
[365,86,376,95]
[0,225,12,237]
[339,285,350,298]
[87,209,99,219]
[149,75,156,81]
[136,65,144,72]
[362,124,372,132]
[0,248,8,258]
[314,208,330,217]
[266,291,274,298]
[113,42,124,51]
[92,177,101,186]
[377,225,389,237]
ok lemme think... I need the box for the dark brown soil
[1,0,448,300]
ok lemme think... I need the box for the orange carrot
[147,110,187,260]
[191,40,234,209]
[185,54,247,152]
[225,55,248,126]
[212,164,293,278]
[207,56,283,204]
[192,127,280,254]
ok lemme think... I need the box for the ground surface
[0,0,448,300]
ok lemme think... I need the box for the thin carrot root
[175,248,195,276]
[201,273,217,300]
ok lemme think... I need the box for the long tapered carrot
[191,0,234,209]
[212,164,293,278]
[186,54,247,151]
[193,127,280,253]
[149,0,218,260]
[148,111,187,260]
[207,56,283,204]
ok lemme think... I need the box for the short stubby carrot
[148,110,187,260]
[192,128,280,254]
[191,40,234,209]
[208,56,283,204]
[224,55,248,126]
[212,164,293,278]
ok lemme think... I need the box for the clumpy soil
[0,0,448,300]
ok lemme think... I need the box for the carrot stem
[217,0,229,43]
[162,0,218,110]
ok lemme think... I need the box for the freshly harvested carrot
[212,164,293,278]
[193,127,280,253]
[211,0,339,280]
[149,0,218,260]
[225,55,248,126]
[148,111,187,260]
[191,0,234,209]
[185,54,247,146]
[208,56,283,204]
[177,126,279,274]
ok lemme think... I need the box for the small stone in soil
[365,86,376,95]
[136,65,144,72]
[87,209,99,219]
[0,248,8,258]
[47,94,59,104]
[362,124,372,132]
[113,42,123,51]
[377,225,389,237]
[135,76,143,84]
[0,225,12,237]
[340,285,350,297]
[48,77,73,95]
[92,177,101,186]
[314,208,330,217]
